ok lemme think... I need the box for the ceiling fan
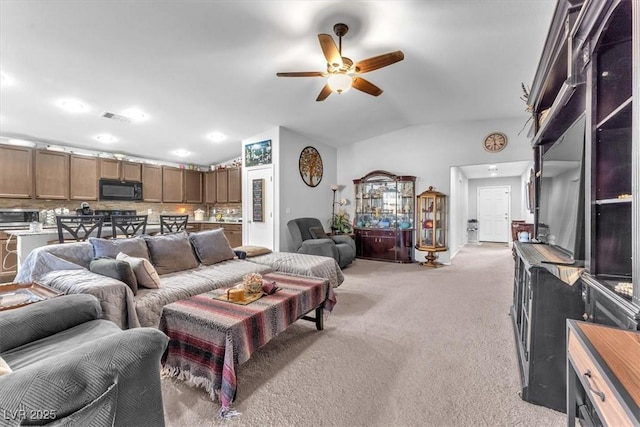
[276,23,404,101]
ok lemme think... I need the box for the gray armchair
[0,294,169,426]
[287,217,356,268]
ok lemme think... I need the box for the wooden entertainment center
[512,0,639,419]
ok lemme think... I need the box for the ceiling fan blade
[276,71,325,77]
[318,34,343,68]
[316,84,332,102]
[352,77,383,97]
[355,51,404,73]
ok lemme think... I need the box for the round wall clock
[298,146,323,187]
[483,132,508,152]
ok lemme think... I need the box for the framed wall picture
[252,179,264,222]
[245,140,272,167]
[298,146,323,187]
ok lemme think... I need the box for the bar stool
[111,215,148,238]
[159,215,189,234]
[56,215,104,243]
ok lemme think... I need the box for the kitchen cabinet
[70,155,98,200]
[227,167,241,203]
[162,166,184,203]
[204,171,216,203]
[223,223,242,247]
[214,167,242,204]
[216,168,229,203]
[353,170,415,263]
[35,150,69,200]
[99,159,142,181]
[0,144,32,199]
[0,231,17,283]
[142,164,162,202]
[184,170,203,203]
[194,222,242,248]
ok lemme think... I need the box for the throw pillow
[233,245,272,257]
[143,231,198,275]
[89,257,138,295]
[309,226,329,239]
[116,252,161,289]
[188,228,236,265]
[90,237,149,260]
[0,356,11,376]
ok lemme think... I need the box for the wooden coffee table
[159,272,336,416]
[0,282,62,311]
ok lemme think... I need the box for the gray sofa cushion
[90,237,149,260]
[189,228,236,265]
[89,257,138,295]
[144,231,199,275]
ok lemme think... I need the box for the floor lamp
[330,184,340,233]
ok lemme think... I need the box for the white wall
[278,127,338,252]
[337,116,533,263]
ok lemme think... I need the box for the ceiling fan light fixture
[327,73,352,94]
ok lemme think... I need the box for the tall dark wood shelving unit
[515,0,639,415]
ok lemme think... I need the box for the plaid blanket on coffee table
[160,272,335,417]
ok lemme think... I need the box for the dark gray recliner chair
[287,217,356,268]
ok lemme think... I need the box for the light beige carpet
[162,243,564,426]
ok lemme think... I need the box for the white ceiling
[0,0,556,168]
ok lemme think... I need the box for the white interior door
[477,186,510,242]
[244,166,274,249]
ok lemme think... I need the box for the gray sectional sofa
[15,229,344,329]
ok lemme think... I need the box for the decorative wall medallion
[298,146,323,187]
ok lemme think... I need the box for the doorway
[244,166,274,249]
[477,186,511,242]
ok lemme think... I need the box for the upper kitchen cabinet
[215,167,241,204]
[70,154,98,200]
[0,144,32,198]
[227,167,241,203]
[162,166,184,203]
[35,150,69,200]
[142,164,162,202]
[204,171,216,203]
[99,158,142,181]
[185,170,203,204]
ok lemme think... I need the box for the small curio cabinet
[353,170,416,263]
[416,186,447,267]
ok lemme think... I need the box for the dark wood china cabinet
[353,170,415,263]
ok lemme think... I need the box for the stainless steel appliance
[99,179,143,201]
[0,209,40,228]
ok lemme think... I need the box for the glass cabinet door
[416,186,447,267]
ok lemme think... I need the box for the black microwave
[99,179,143,201]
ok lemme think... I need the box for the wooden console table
[566,320,640,426]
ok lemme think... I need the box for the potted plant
[329,209,353,234]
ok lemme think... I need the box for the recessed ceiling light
[0,71,14,86]
[488,165,498,171]
[58,99,87,113]
[172,149,190,158]
[122,108,148,122]
[95,134,118,143]
[207,131,226,142]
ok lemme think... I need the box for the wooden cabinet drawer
[567,327,634,426]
